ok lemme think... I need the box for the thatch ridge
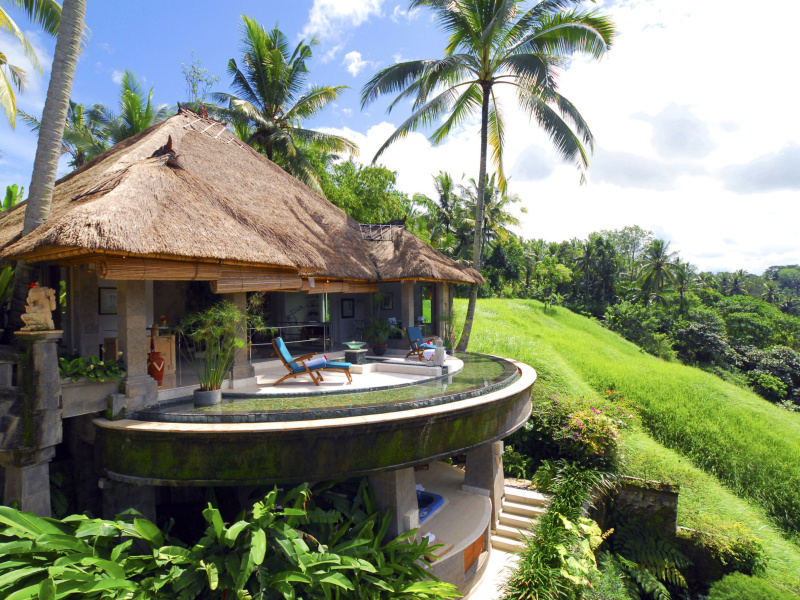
[0,110,483,284]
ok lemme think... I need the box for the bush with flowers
[508,390,635,474]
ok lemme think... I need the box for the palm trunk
[456,84,491,352]
[3,0,86,343]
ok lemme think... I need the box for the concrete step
[502,500,546,519]
[491,533,526,553]
[499,510,535,530]
[495,523,531,541]
[504,487,549,508]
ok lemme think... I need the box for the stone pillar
[368,467,419,539]
[436,283,450,339]
[1,448,56,515]
[112,281,157,418]
[400,282,415,332]
[0,330,63,516]
[101,479,156,522]
[463,441,505,526]
[226,292,256,388]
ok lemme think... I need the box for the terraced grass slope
[455,298,800,590]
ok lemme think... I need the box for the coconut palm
[361,0,614,350]
[761,281,781,304]
[726,269,749,297]
[673,260,694,313]
[638,239,676,306]
[0,0,61,126]
[20,100,110,169]
[5,0,85,345]
[459,174,522,248]
[574,239,596,306]
[213,17,357,195]
[104,70,169,144]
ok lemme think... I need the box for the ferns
[610,521,691,600]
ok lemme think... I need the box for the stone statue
[20,283,57,331]
[426,337,447,367]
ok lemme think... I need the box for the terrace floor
[158,351,464,402]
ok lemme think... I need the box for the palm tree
[20,100,110,169]
[673,260,694,313]
[213,17,357,194]
[0,0,61,126]
[415,171,461,244]
[574,239,596,306]
[104,70,169,144]
[460,174,522,248]
[361,0,614,350]
[5,0,85,345]
[761,281,781,304]
[727,269,749,297]
[638,239,676,306]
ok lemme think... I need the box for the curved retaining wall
[94,361,535,486]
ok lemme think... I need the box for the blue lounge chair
[405,326,439,361]
[272,337,352,386]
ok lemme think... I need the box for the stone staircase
[491,487,549,552]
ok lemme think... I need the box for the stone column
[463,441,505,526]
[368,467,419,539]
[111,280,157,419]
[1,330,63,516]
[436,283,450,339]
[226,292,256,388]
[400,282,415,332]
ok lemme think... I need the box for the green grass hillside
[454,298,800,590]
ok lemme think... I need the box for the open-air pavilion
[0,108,534,595]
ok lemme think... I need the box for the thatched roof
[0,110,482,285]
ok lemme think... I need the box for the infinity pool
[133,353,518,423]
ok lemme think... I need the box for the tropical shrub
[58,354,127,382]
[0,482,458,600]
[604,302,676,361]
[707,572,798,600]
[503,444,534,479]
[502,463,616,600]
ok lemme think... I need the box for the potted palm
[179,301,247,406]
[363,318,393,356]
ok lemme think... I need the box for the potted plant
[363,318,393,356]
[179,301,248,406]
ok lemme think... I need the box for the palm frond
[517,84,589,182]
[361,59,439,108]
[285,85,348,122]
[0,66,19,126]
[7,0,61,36]
[289,127,359,156]
[488,92,507,191]
[429,83,482,145]
[0,6,42,73]
[518,10,614,60]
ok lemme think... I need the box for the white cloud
[390,5,420,23]
[343,50,374,76]
[97,41,114,54]
[111,69,124,84]
[302,0,384,42]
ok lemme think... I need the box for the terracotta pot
[194,389,222,407]
[147,351,166,387]
[372,343,388,356]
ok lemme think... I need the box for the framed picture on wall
[380,293,393,310]
[98,288,118,315]
[341,298,354,318]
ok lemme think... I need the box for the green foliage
[584,552,637,600]
[604,301,677,361]
[502,463,615,600]
[58,355,126,383]
[181,51,219,103]
[0,482,459,600]
[212,17,356,195]
[676,527,767,577]
[3,183,24,209]
[179,301,251,391]
[610,521,690,600]
[748,370,788,400]
[502,445,533,479]
[707,573,798,600]
[321,158,413,224]
[457,298,800,589]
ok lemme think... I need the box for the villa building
[0,109,535,595]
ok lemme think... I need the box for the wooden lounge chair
[272,337,353,386]
[405,326,439,361]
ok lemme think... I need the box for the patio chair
[272,337,352,386]
[405,326,439,361]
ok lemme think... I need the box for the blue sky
[1,0,799,274]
